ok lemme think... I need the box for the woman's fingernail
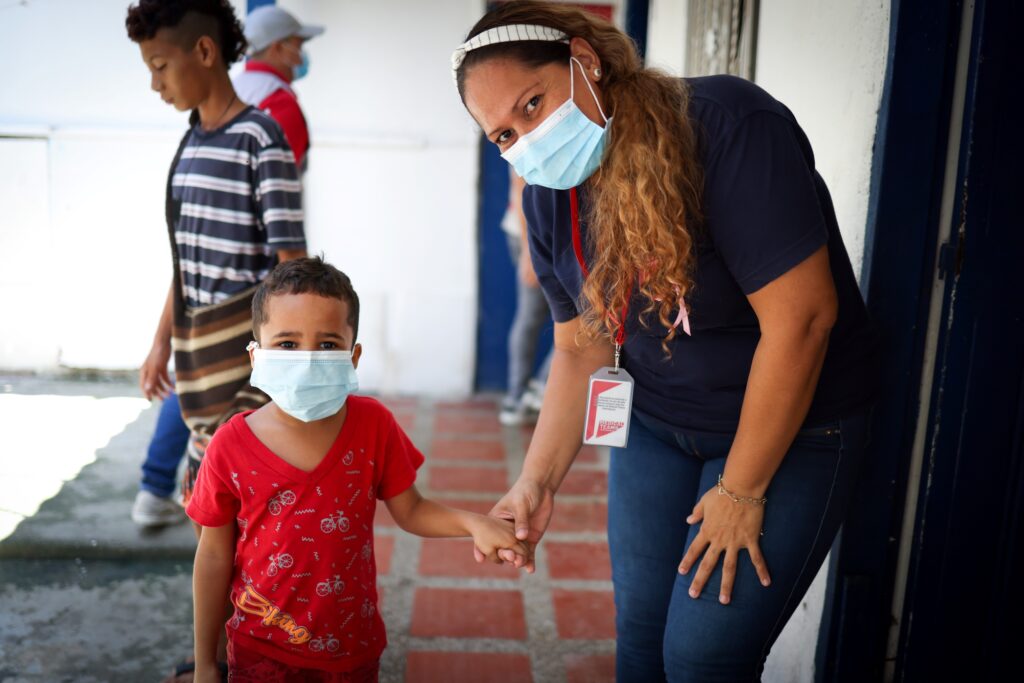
[689,589,698,598]
[762,579,771,587]
[720,595,729,604]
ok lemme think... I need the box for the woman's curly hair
[126,0,247,65]
[456,1,703,352]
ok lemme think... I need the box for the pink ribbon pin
[672,295,692,336]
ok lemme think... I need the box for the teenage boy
[126,0,307,537]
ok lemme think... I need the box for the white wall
[0,0,191,373]
[0,0,485,396]
[645,0,688,76]
[755,1,890,277]
[647,1,891,681]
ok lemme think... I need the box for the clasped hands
[471,477,772,605]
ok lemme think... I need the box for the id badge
[583,367,634,448]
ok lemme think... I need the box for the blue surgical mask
[501,57,610,190]
[293,50,310,80]
[286,43,310,81]
[249,349,358,422]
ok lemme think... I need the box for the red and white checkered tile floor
[372,396,615,683]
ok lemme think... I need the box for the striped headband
[451,24,570,81]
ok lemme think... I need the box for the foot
[499,396,538,426]
[521,378,546,412]
[132,489,186,527]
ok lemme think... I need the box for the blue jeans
[139,392,190,498]
[506,233,553,401]
[608,412,870,682]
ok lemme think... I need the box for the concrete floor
[0,375,614,683]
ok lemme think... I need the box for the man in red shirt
[234,5,323,171]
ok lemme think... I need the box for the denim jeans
[506,233,553,401]
[607,411,870,682]
[139,392,190,498]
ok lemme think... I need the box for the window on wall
[686,0,759,78]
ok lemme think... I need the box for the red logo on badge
[587,380,620,440]
[597,420,624,438]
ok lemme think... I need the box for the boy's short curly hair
[125,0,247,65]
[252,257,361,345]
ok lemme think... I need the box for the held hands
[678,484,772,605]
[466,514,530,567]
[139,341,173,400]
[473,476,554,574]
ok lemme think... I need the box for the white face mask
[249,349,358,422]
[501,57,610,190]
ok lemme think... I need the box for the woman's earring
[594,68,602,79]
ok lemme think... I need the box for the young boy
[185,258,526,682]
[126,0,307,517]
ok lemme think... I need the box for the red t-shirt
[186,396,423,672]
[260,88,309,169]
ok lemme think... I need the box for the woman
[453,2,878,681]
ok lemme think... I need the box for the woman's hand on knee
[677,487,772,604]
[473,476,555,574]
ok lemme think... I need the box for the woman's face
[463,44,606,154]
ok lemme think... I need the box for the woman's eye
[525,95,541,115]
[496,130,512,145]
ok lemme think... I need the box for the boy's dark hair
[252,257,361,344]
[125,0,247,65]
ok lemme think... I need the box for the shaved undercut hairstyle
[125,0,247,66]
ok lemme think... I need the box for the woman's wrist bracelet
[716,474,767,505]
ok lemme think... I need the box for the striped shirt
[171,107,305,308]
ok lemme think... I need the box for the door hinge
[937,235,965,280]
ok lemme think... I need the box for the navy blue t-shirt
[523,75,879,434]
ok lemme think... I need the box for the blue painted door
[474,139,521,391]
[894,0,1023,677]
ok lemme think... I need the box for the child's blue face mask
[501,57,610,190]
[249,348,358,422]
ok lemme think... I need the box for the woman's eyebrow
[487,81,541,138]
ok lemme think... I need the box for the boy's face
[252,293,361,365]
[138,29,216,111]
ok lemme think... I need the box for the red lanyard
[570,188,628,359]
